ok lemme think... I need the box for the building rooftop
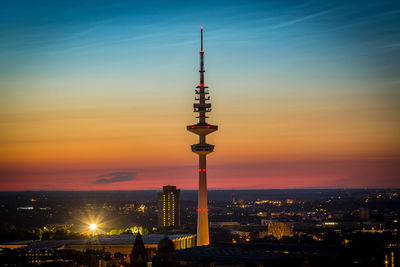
[1,234,195,250]
[176,242,342,266]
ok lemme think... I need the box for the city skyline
[1,0,400,190]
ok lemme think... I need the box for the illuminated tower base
[198,154,209,246]
[187,27,218,246]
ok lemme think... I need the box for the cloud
[263,8,336,31]
[94,171,137,184]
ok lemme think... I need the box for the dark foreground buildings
[0,234,194,266]
[2,235,398,266]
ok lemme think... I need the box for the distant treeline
[0,222,85,241]
[0,222,152,242]
[0,189,392,202]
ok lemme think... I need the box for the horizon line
[1,187,398,192]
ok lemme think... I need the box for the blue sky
[0,0,399,190]
[1,0,399,80]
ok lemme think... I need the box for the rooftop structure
[0,234,196,258]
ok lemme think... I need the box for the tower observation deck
[187,27,218,246]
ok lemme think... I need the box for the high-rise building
[187,27,218,246]
[157,186,181,228]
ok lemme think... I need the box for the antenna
[201,26,203,51]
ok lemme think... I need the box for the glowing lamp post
[89,223,97,236]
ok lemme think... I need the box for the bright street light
[89,223,97,230]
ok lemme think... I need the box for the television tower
[187,27,218,246]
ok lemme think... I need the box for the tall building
[157,186,181,228]
[187,27,218,246]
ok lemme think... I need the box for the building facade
[0,234,196,265]
[157,186,181,228]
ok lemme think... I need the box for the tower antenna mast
[187,27,218,246]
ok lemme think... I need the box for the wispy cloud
[264,9,336,31]
[94,171,137,184]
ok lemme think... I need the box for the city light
[137,204,146,213]
[74,210,108,235]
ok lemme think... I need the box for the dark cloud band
[95,171,137,184]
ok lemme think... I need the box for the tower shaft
[187,27,218,246]
[197,155,209,246]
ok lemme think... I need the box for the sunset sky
[1,0,399,190]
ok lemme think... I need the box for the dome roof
[157,236,175,253]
